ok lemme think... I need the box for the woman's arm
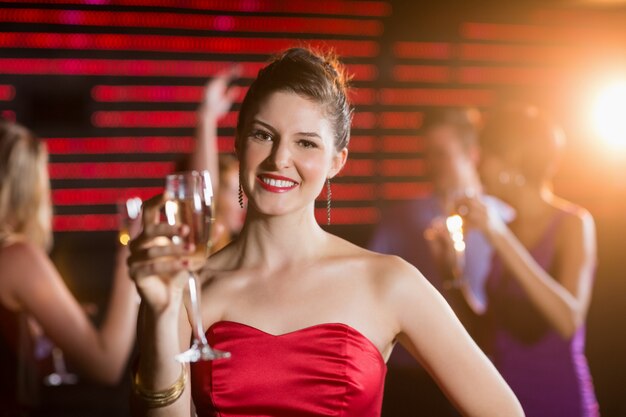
[463,196,596,339]
[189,66,241,188]
[6,241,139,385]
[384,257,524,417]
[127,195,196,416]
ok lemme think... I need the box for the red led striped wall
[0,1,394,231]
[1,2,622,231]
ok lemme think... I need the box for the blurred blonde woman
[0,120,139,415]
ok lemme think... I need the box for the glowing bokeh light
[592,81,626,151]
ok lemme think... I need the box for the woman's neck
[234,207,329,271]
[508,182,554,222]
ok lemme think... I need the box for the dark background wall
[1,0,625,415]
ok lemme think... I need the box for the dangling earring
[238,182,244,209]
[326,178,332,226]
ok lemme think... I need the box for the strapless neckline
[207,320,386,365]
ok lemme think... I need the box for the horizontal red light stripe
[45,136,195,154]
[457,66,562,85]
[378,159,426,176]
[381,136,425,153]
[392,65,451,83]
[91,111,238,128]
[349,88,377,105]
[393,42,452,60]
[92,85,377,105]
[0,33,379,57]
[53,214,119,231]
[0,58,377,81]
[49,162,175,179]
[0,8,383,36]
[347,136,376,153]
[0,58,262,78]
[352,112,377,130]
[0,110,16,121]
[341,159,375,177]
[378,112,424,130]
[92,85,208,103]
[52,187,161,205]
[461,22,556,43]
[532,9,626,28]
[460,22,625,45]
[0,85,15,101]
[459,43,577,64]
[45,136,233,154]
[91,110,376,130]
[328,184,376,201]
[314,207,380,225]
[379,88,495,106]
[30,0,391,17]
[381,182,432,200]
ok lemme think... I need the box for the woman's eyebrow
[252,119,321,139]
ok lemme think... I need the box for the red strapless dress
[191,321,387,417]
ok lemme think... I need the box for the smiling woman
[127,48,524,417]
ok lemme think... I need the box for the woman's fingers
[129,223,188,252]
[128,258,185,281]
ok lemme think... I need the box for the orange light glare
[592,81,626,151]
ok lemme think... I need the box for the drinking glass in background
[164,170,230,362]
[441,187,475,289]
[118,197,143,246]
[43,347,79,386]
[443,213,466,289]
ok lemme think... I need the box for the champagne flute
[164,170,230,362]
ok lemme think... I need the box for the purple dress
[485,211,599,417]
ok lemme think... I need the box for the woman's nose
[268,141,292,169]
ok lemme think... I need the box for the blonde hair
[0,120,52,250]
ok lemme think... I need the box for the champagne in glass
[164,170,230,362]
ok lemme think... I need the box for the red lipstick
[256,173,299,193]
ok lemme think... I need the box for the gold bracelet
[132,363,187,408]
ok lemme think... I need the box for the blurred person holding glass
[369,108,512,416]
[127,48,523,417]
[0,120,140,415]
[443,104,599,417]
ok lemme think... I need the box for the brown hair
[480,104,565,184]
[0,120,52,249]
[236,47,353,152]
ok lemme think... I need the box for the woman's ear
[328,148,348,179]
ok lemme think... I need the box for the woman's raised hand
[199,65,242,121]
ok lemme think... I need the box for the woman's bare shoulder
[0,239,56,308]
[327,234,430,293]
[0,239,50,271]
[551,197,595,239]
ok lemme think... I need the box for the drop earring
[326,178,332,226]
[238,182,244,209]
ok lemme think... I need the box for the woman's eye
[250,130,272,141]
[298,139,318,149]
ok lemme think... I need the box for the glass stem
[187,272,210,347]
